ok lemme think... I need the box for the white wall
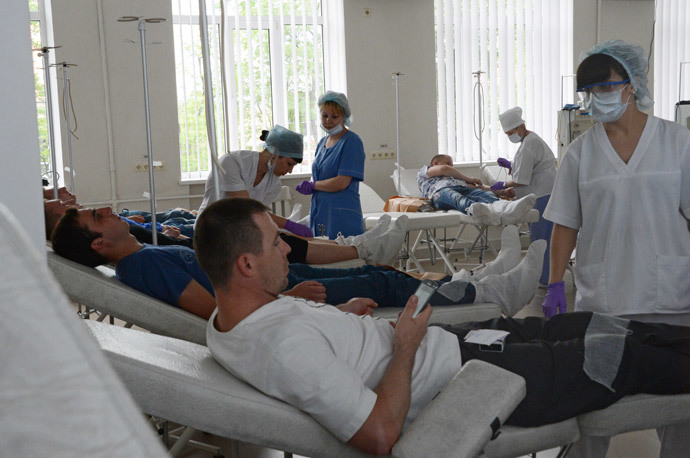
[14,0,657,227]
[0,1,45,254]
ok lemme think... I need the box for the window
[29,0,63,183]
[653,0,690,121]
[173,0,339,181]
[435,0,573,164]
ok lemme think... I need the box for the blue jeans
[287,264,475,308]
[432,186,498,213]
[120,209,197,223]
[529,195,554,285]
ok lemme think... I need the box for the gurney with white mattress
[48,248,503,347]
[360,178,538,273]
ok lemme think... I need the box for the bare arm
[314,175,352,192]
[347,296,432,455]
[225,191,289,229]
[548,223,578,284]
[177,279,217,320]
[504,180,525,188]
[426,165,482,186]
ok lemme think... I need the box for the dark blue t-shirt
[116,244,214,307]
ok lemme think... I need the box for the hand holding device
[412,280,439,318]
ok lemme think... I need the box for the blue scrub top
[310,130,365,238]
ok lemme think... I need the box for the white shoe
[473,240,546,316]
[287,203,303,222]
[467,202,501,226]
[336,214,391,246]
[473,225,521,280]
[494,194,537,225]
[358,215,408,265]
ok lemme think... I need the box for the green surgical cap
[580,39,653,110]
[264,125,304,159]
[318,91,353,126]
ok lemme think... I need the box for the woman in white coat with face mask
[542,39,690,458]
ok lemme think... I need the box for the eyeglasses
[577,78,630,95]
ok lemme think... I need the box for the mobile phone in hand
[412,280,439,318]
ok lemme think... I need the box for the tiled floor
[82,234,663,457]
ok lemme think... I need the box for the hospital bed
[47,248,503,347]
[360,175,539,273]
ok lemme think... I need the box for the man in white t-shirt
[195,197,690,456]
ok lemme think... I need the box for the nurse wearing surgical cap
[542,40,690,457]
[198,125,313,237]
[296,91,366,239]
[495,107,557,286]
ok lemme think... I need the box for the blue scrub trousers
[287,263,475,308]
[530,195,554,285]
[432,186,498,213]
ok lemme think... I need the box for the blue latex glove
[490,181,505,191]
[284,220,314,237]
[542,281,567,317]
[497,157,512,169]
[295,180,315,195]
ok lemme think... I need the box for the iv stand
[118,16,167,245]
[38,46,61,199]
[54,62,78,195]
[198,0,223,202]
[391,72,403,193]
[472,70,485,167]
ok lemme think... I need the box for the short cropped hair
[576,54,629,92]
[430,154,450,166]
[51,208,107,267]
[194,198,268,291]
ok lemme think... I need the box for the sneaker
[336,214,391,246]
[359,215,408,265]
[473,240,546,316]
[472,225,521,280]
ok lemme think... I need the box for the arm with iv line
[426,165,482,186]
[225,189,313,237]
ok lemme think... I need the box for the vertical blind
[654,0,690,121]
[435,0,573,164]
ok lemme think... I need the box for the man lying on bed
[44,197,395,266]
[195,197,690,456]
[50,202,543,320]
[417,154,537,225]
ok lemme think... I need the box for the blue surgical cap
[318,91,353,126]
[264,125,304,159]
[580,39,653,110]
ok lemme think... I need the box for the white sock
[473,240,546,316]
[467,202,501,226]
[337,214,391,246]
[473,225,521,280]
[360,215,408,265]
[451,269,472,283]
[489,194,536,225]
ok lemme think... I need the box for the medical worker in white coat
[542,40,690,458]
[198,125,313,237]
[493,107,556,286]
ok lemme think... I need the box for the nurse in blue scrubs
[296,91,365,239]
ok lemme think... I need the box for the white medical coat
[198,150,282,215]
[511,132,557,199]
[544,116,690,316]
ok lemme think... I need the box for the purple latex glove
[284,220,314,237]
[497,157,512,169]
[542,281,567,317]
[490,181,505,191]
[295,180,315,195]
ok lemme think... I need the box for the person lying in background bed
[417,154,536,226]
[50,202,543,320]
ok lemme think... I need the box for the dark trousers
[433,312,690,427]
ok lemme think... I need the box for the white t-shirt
[206,296,462,442]
[198,150,282,214]
[511,132,557,199]
[544,116,690,316]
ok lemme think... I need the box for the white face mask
[589,86,632,123]
[508,133,522,144]
[267,157,277,175]
[320,123,343,136]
